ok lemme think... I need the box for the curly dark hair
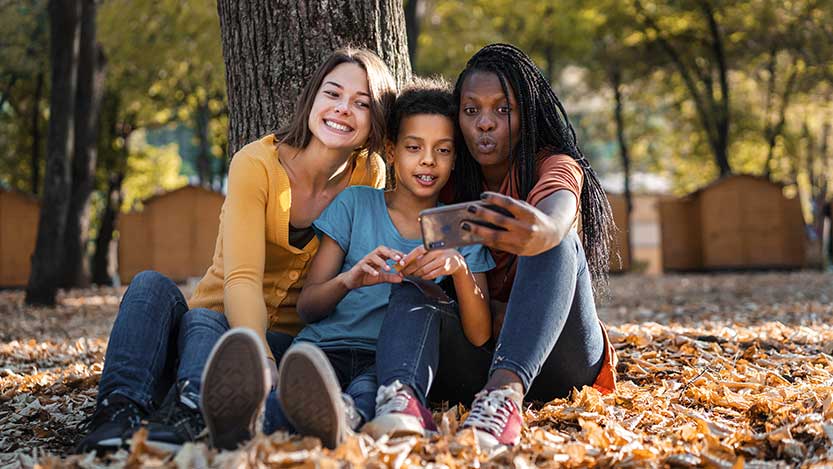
[387,76,454,142]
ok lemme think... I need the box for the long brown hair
[274,48,396,158]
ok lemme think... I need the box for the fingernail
[480,193,488,200]
[461,222,471,231]
[467,205,477,213]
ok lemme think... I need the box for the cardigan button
[289,271,300,281]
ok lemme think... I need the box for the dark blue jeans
[263,347,378,434]
[376,230,606,406]
[97,270,294,413]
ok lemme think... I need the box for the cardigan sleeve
[222,150,270,346]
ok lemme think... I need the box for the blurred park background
[1,0,833,303]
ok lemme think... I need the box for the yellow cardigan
[188,134,386,335]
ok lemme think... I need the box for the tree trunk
[611,69,632,271]
[92,171,124,286]
[26,0,82,306]
[216,0,411,155]
[31,71,44,195]
[194,100,212,187]
[63,0,105,288]
[404,0,420,68]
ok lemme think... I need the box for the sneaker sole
[201,328,268,450]
[278,343,344,449]
[363,413,426,439]
[143,440,183,454]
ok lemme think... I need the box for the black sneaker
[144,383,207,453]
[279,343,350,449]
[75,395,144,453]
[201,328,269,450]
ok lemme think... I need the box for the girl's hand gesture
[398,245,467,281]
[340,246,405,290]
[461,191,573,257]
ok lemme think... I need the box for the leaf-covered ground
[2,272,833,468]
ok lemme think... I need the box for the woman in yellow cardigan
[76,48,396,454]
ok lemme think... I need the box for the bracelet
[266,356,276,362]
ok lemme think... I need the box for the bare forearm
[297,273,351,323]
[452,269,490,346]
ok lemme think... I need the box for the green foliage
[0,0,48,193]
[120,129,188,211]
[415,0,833,199]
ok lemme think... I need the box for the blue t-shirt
[294,187,495,351]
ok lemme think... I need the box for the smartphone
[419,201,513,250]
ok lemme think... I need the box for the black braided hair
[451,43,616,287]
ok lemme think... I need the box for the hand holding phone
[419,201,514,250]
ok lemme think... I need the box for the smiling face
[392,114,456,200]
[307,62,373,151]
[458,71,521,179]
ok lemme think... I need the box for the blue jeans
[97,270,294,413]
[263,347,378,434]
[376,230,606,406]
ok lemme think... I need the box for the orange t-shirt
[488,154,583,302]
[444,153,617,395]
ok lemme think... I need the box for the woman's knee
[117,271,187,326]
[127,270,180,296]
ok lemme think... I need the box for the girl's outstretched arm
[298,236,404,323]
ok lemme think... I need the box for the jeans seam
[407,304,439,403]
[142,291,186,407]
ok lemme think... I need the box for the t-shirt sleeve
[527,154,584,213]
[458,243,496,274]
[312,189,356,253]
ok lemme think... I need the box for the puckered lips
[475,135,496,154]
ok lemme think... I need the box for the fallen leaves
[0,273,832,467]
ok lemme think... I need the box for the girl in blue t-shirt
[201,78,493,449]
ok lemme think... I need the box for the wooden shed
[608,193,664,274]
[119,186,224,283]
[0,190,40,287]
[659,175,805,271]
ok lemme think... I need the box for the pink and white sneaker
[462,387,523,450]
[363,381,437,439]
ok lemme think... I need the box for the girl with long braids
[364,43,617,449]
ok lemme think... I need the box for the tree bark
[63,0,105,288]
[92,171,124,286]
[26,0,82,306]
[194,99,212,187]
[611,68,632,271]
[31,70,44,195]
[404,0,420,68]
[216,0,411,155]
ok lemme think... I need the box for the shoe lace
[81,397,142,433]
[464,389,517,436]
[375,380,411,416]
[147,381,205,438]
